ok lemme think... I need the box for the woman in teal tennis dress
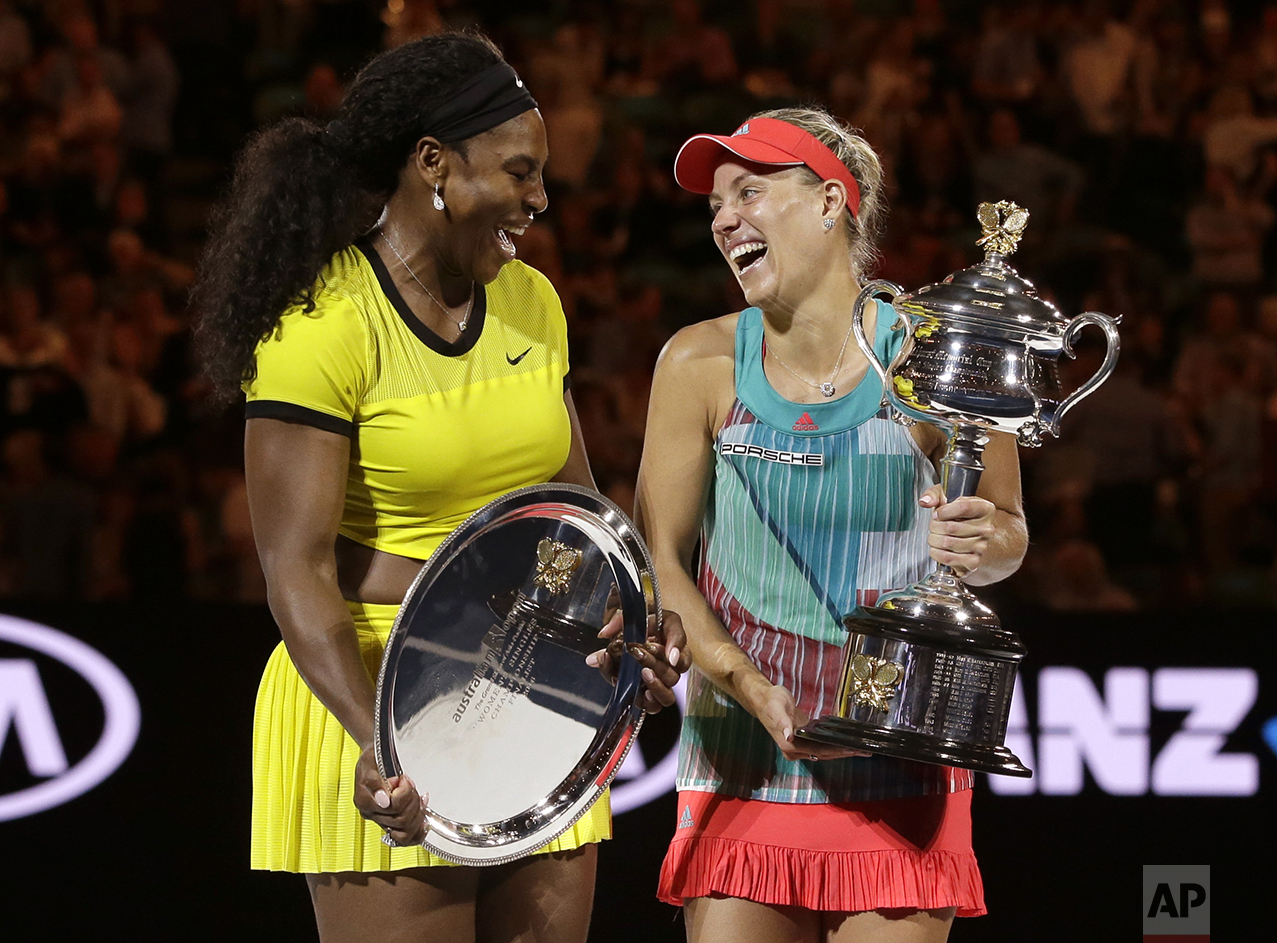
[636,109,1029,942]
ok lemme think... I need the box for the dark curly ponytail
[193,32,503,402]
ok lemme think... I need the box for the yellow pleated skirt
[250,599,612,872]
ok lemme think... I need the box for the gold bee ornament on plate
[533,538,582,595]
[849,654,903,712]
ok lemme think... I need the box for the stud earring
[433,184,445,211]
[823,218,835,231]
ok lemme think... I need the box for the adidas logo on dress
[792,412,819,431]
[677,805,695,829]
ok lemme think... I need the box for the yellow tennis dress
[244,241,611,872]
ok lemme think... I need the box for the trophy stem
[915,422,992,600]
[940,423,989,504]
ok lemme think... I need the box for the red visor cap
[673,116,861,218]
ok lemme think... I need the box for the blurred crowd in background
[3,0,1277,611]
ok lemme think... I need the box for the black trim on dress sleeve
[245,400,354,437]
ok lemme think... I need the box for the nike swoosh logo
[507,347,532,365]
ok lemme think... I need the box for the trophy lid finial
[894,199,1067,331]
[975,201,1029,260]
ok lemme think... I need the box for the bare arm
[552,389,597,489]
[246,418,375,741]
[245,417,424,842]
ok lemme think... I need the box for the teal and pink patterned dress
[659,304,985,913]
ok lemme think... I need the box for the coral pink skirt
[658,788,985,916]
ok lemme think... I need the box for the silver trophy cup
[797,201,1120,776]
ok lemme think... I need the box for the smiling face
[709,160,836,310]
[435,109,550,284]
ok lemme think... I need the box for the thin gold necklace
[380,230,474,333]
[764,316,855,398]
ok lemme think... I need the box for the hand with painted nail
[918,484,997,579]
[585,609,691,714]
[634,609,689,713]
[353,744,428,846]
[585,605,625,684]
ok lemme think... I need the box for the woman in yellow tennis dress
[194,33,686,943]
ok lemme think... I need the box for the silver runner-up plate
[374,484,657,865]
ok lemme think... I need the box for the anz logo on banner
[988,667,1260,797]
[612,666,1263,812]
[0,614,140,821]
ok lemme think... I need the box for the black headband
[425,62,538,143]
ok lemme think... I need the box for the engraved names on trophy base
[805,626,1029,775]
[919,650,1014,743]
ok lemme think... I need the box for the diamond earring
[433,184,445,211]
[823,218,835,231]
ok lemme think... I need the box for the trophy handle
[852,279,906,408]
[1050,312,1121,435]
